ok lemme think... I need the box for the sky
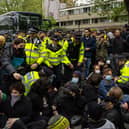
[75,0,91,5]
[75,0,123,5]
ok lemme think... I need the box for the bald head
[114,29,121,37]
[0,35,6,47]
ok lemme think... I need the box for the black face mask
[40,36,44,40]
[14,48,25,56]
[119,64,124,69]
[18,48,24,53]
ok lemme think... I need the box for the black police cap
[28,27,39,34]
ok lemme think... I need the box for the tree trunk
[124,0,129,23]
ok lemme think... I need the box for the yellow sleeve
[61,49,71,65]
[63,40,69,52]
[78,42,84,63]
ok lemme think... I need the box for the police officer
[43,35,73,88]
[25,28,47,71]
[15,31,27,42]
[116,56,129,84]
[63,32,84,82]
[38,30,50,49]
[22,66,53,96]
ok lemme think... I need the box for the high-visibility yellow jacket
[22,71,40,96]
[42,38,65,49]
[43,44,71,67]
[118,61,129,83]
[41,37,51,49]
[25,43,46,65]
[63,38,84,63]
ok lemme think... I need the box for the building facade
[58,0,128,30]
[43,0,66,20]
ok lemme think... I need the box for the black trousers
[51,64,62,88]
[63,60,82,83]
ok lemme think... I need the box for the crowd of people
[0,25,129,129]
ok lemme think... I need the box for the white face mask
[71,77,79,83]
[11,94,21,107]
[106,60,111,64]
[95,70,101,74]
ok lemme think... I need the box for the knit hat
[67,83,80,94]
[88,102,104,120]
[48,115,70,129]
[73,70,81,77]
[50,35,60,41]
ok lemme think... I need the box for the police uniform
[63,34,84,82]
[22,71,40,96]
[24,28,48,71]
[118,60,129,83]
[43,36,71,87]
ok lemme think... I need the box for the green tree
[22,0,42,14]
[93,0,128,22]
[0,0,42,15]
[59,0,77,7]
[0,0,24,14]
[124,0,129,22]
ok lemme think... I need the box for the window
[83,8,88,13]
[74,9,80,15]
[66,21,73,26]
[92,18,98,24]
[83,7,91,13]
[68,10,74,15]
[99,18,107,23]
[82,19,90,24]
[75,20,81,25]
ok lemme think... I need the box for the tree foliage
[0,0,24,14]
[59,0,77,7]
[22,0,42,14]
[124,0,129,15]
[0,0,42,15]
[93,0,128,22]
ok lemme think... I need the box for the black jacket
[0,47,4,68]
[112,37,126,55]
[1,44,26,75]
[54,91,86,119]
[0,95,32,124]
[103,106,125,129]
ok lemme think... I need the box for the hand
[84,58,87,61]
[0,90,2,100]
[121,103,128,110]
[85,48,90,51]
[52,105,57,110]
[6,118,19,129]
[77,62,81,67]
[53,110,59,115]
[69,63,74,69]
[114,77,119,82]
[54,88,58,92]
[31,63,38,70]
[13,73,21,80]
[49,65,53,69]
[52,105,59,115]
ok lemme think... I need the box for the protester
[0,26,129,129]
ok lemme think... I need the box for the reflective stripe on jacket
[22,71,40,96]
[118,61,129,83]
